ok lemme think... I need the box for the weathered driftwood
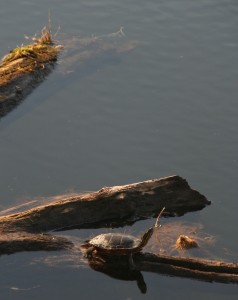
[0,175,210,233]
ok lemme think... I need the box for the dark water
[0,0,238,299]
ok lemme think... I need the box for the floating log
[0,175,210,233]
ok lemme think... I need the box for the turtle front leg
[84,246,94,258]
[128,253,136,270]
[84,247,106,263]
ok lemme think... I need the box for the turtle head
[139,208,165,249]
[139,227,154,249]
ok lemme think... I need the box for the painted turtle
[82,208,165,266]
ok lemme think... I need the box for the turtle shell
[88,233,142,254]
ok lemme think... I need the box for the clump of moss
[1,46,37,64]
[1,26,59,66]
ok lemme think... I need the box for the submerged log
[0,26,135,118]
[0,175,210,233]
[0,27,60,117]
[0,231,72,255]
[89,253,238,286]
[135,253,238,284]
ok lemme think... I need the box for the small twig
[155,207,165,228]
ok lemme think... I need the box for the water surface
[0,0,238,299]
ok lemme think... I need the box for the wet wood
[135,252,238,284]
[0,231,73,255]
[0,27,60,117]
[0,175,210,233]
[89,252,238,285]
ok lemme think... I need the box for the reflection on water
[88,257,147,294]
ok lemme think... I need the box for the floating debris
[176,235,199,250]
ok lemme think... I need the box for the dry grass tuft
[34,26,53,45]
